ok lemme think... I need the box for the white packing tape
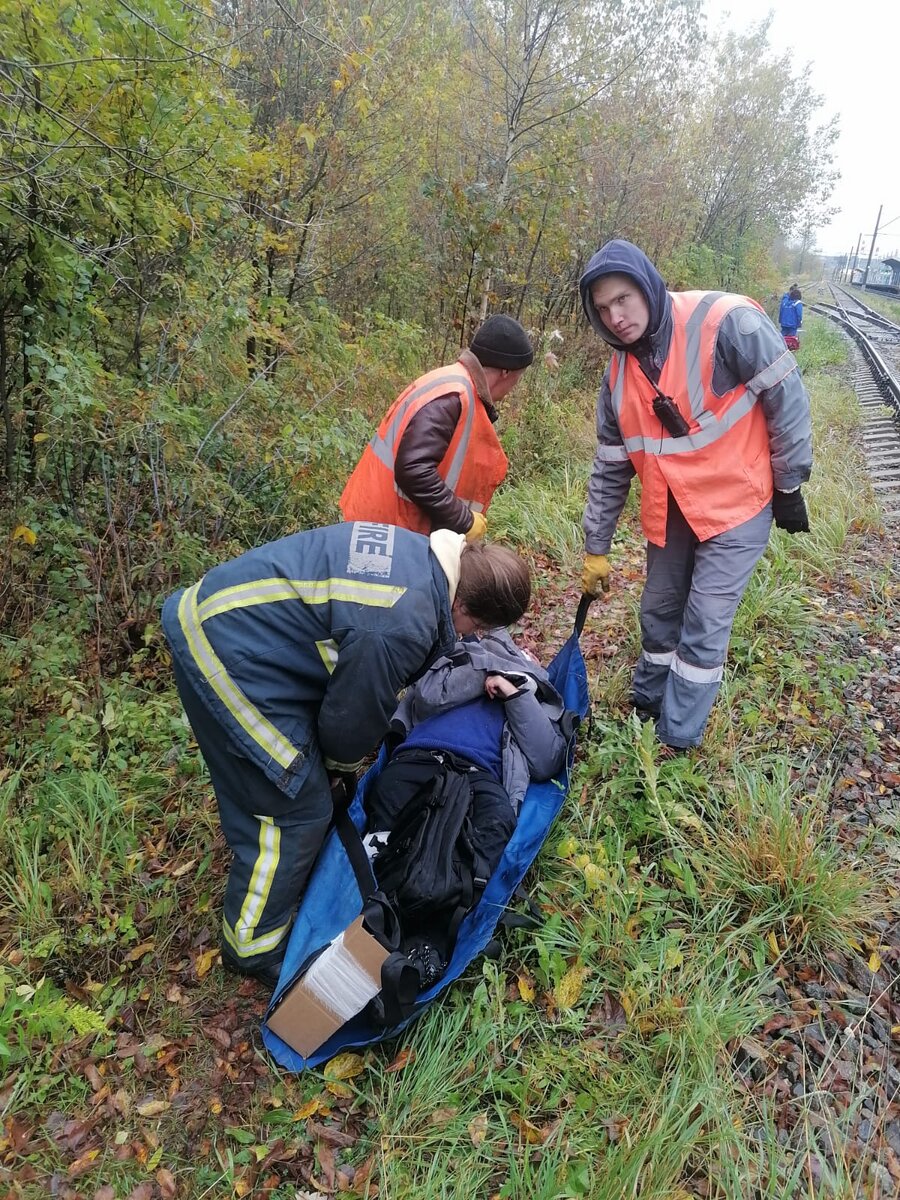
[302,930,382,1021]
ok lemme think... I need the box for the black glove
[772,488,809,534]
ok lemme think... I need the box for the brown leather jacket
[394,349,499,533]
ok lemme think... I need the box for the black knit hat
[469,315,534,370]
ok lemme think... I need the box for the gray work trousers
[632,499,772,748]
[171,658,332,975]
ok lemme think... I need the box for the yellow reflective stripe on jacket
[197,576,407,621]
[316,638,339,674]
[222,818,289,958]
[177,585,298,771]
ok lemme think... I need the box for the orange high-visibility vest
[607,291,779,546]
[339,362,508,533]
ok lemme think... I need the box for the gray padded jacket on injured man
[391,627,574,812]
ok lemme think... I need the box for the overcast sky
[703,0,900,259]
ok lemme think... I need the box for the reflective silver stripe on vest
[684,292,725,416]
[367,371,476,475]
[620,385,759,457]
[744,350,797,394]
[596,442,630,462]
[442,375,477,490]
[610,351,626,418]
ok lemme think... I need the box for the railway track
[808,287,900,520]
[831,283,900,343]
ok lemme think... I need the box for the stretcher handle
[574,593,596,638]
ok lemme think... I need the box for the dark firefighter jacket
[161,522,457,798]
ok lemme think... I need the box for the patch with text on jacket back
[347,522,395,577]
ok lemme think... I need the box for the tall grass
[344,685,888,1198]
[0,765,216,977]
[796,316,849,372]
[701,760,881,956]
[360,933,769,1199]
[489,465,592,565]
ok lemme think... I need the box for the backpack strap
[370,953,422,1028]
[333,793,437,1030]
[445,850,479,947]
[360,890,402,949]
[335,805,377,899]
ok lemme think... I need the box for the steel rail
[810,302,900,420]
[831,284,900,336]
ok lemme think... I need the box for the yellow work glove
[466,512,488,542]
[582,553,611,596]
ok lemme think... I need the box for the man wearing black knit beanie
[341,315,533,539]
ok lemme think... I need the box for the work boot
[632,707,658,724]
[630,696,660,723]
[220,944,283,990]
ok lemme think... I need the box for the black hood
[579,239,671,351]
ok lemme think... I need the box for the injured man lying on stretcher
[362,625,574,990]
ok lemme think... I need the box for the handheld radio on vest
[636,358,692,438]
[652,393,691,438]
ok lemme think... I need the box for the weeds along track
[810,286,900,520]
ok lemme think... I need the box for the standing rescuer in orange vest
[579,239,813,752]
[340,315,534,539]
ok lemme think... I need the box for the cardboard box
[266,916,388,1058]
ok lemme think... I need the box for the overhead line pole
[852,232,863,283]
[862,204,883,287]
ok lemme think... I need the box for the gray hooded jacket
[391,627,572,812]
[579,240,813,553]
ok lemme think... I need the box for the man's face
[590,273,650,344]
[490,367,526,402]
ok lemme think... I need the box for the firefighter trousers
[171,658,333,976]
[632,499,773,748]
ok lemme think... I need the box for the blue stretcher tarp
[262,600,591,1071]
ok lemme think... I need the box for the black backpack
[372,752,491,940]
[333,750,515,1028]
